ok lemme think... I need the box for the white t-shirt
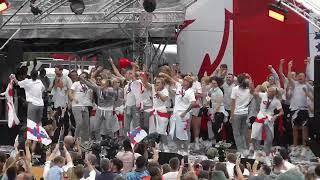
[163,171,179,180]
[230,86,252,115]
[192,81,202,105]
[18,79,45,106]
[209,87,225,112]
[289,81,308,111]
[173,82,196,112]
[124,80,144,107]
[222,83,235,110]
[152,85,169,111]
[70,81,93,107]
[50,75,72,108]
[141,86,153,107]
[257,93,282,119]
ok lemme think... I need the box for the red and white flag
[1,80,20,128]
[27,119,52,146]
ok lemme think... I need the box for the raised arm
[268,65,281,88]
[305,57,312,81]
[79,77,99,91]
[159,72,178,85]
[108,57,125,79]
[287,60,295,88]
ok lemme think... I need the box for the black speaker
[143,0,156,13]
[7,40,24,67]
[158,152,183,165]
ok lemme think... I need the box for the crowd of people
[0,56,319,180]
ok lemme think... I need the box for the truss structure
[0,0,194,30]
[277,0,320,30]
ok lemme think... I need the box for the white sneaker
[181,150,188,156]
[301,147,307,157]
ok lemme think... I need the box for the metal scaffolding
[277,0,320,30]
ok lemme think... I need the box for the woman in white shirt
[11,69,45,124]
[208,76,228,143]
[159,73,196,155]
[230,73,253,151]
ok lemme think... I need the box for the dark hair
[210,76,224,87]
[215,162,229,179]
[169,157,180,171]
[111,158,123,172]
[162,164,171,174]
[134,142,147,157]
[220,64,228,69]
[135,156,147,169]
[30,69,38,81]
[54,65,63,71]
[237,73,249,89]
[315,164,320,177]
[100,158,111,172]
[6,166,17,180]
[262,164,271,175]
[200,160,215,171]
[273,155,284,167]
[0,152,7,163]
[123,138,132,152]
[279,148,290,161]
[148,166,162,179]
[39,68,46,76]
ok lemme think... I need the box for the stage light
[0,0,9,12]
[268,3,288,22]
[30,5,42,15]
[69,0,85,15]
[143,0,156,13]
[269,10,285,22]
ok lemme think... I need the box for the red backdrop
[233,0,309,84]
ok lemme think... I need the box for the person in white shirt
[251,86,283,155]
[11,69,45,124]
[287,61,309,146]
[124,69,144,135]
[208,76,228,143]
[70,72,93,142]
[160,73,196,155]
[230,73,253,151]
[163,157,180,180]
[148,77,170,150]
[222,74,236,144]
[140,72,153,132]
[190,76,202,150]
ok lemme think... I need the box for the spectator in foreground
[163,157,180,180]
[95,158,117,180]
[126,156,149,180]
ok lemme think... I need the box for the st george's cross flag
[127,127,147,146]
[0,80,20,128]
[27,119,52,146]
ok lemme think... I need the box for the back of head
[201,160,215,171]
[53,155,65,166]
[183,171,198,180]
[73,164,84,179]
[209,170,227,180]
[86,153,98,166]
[226,153,237,164]
[206,148,218,160]
[100,158,111,172]
[111,158,123,172]
[169,157,180,171]
[214,162,229,179]
[123,138,132,152]
[273,155,284,168]
[276,169,304,180]
[30,69,38,81]
[279,148,290,160]
[0,151,7,164]
[135,156,147,169]
[6,166,17,180]
[162,164,171,174]
[148,166,161,178]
